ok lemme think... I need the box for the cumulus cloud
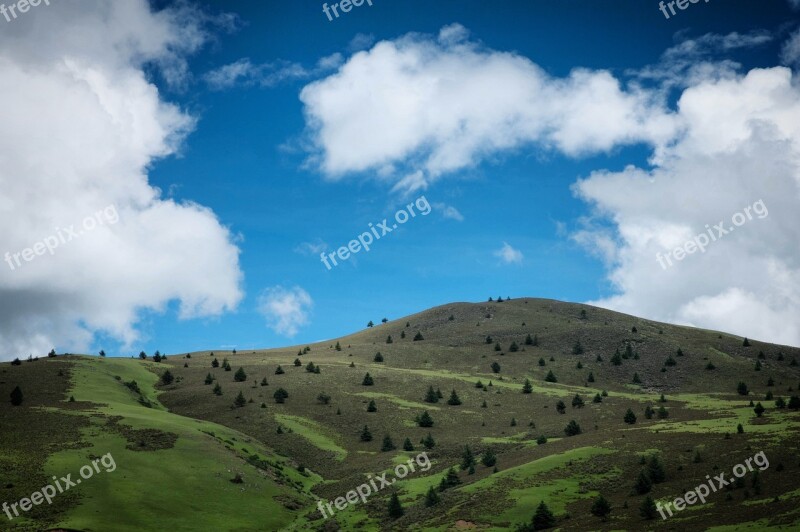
[299,24,678,185]
[299,25,800,345]
[494,242,523,265]
[0,0,243,359]
[257,286,313,337]
[573,67,800,346]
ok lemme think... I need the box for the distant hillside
[2,298,799,531]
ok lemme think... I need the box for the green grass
[274,413,348,461]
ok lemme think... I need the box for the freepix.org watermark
[322,0,372,22]
[317,451,431,519]
[320,196,431,270]
[4,204,119,272]
[1,0,51,23]
[656,200,767,270]
[658,0,709,20]
[656,450,768,520]
[3,453,116,521]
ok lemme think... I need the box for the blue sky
[1,0,799,359]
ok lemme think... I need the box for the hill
[1,298,799,531]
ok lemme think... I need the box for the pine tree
[491,361,501,373]
[485,335,493,344]
[737,382,749,395]
[545,370,557,383]
[591,494,611,520]
[335,341,342,351]
[640,496,657,520]
[564,420,581,436]
[436,388,444,399]
[305,361,316,373]
[509,341,519,352]
[424,385,439,403]
[424,486,440,507]
[593,393,602,403]
[587,372,595,383]
[417,411,434,427]
[532,334,539,346]
[161,370,174,385]
[531,500,557,530]
[362,373,374,386]
[234,391,247,407]
[754,402,765,417]
[447,389,462,405]
[413,332,424,341]
[374,352,384,362]
[422,432,436,449]
[644,405,654,419]
[556,400,566,414]
[438,467,461,491]
[211,357,219,368]
[381,434,396,451]
[403,437,414,451]
[360,425,373,442]
[611,351,622,366]
[624,408,637,424]
[213,383,222,396]
[275,365,285,375]
[273,387,288,403]
[10,386,22,406]
[294,358,302,367]
[743,337,751,347]
[387,492,404,519]
[632,373,641,384]
[648,455,666,483]
[367,400,377,412]
[522,379,533,394]
[571,394,585,408]
[481,449,497,467]
[634,469,652,494]
[234,367,247,382]
[260,377,268,386]
[572,340,584,355]
[576,361,583,369]
[525,334,534,345]
[386,335,393,344]
[538,357,546,366]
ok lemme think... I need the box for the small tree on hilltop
[362,373,374,386]
[212,357,219,368]
[591,494,611,520]
[234,391,247,408]
[204,373,214,385]
[367,399,377,412]
[374,352,384,362]
[461,445,476,470]
[386,335,393,344]
[294,358,302,367]
[424,385,439,403]
[367,320,374,328]
[273,388,288,403]
[571,394,584,408]
[447,389,462,405]
[417,411,434,427]
[481,449,497,467]
[10,386,23,406]
[234,367,247,382]
[545,370,557,383]
[275,365,285,375]
[425,486,440,507]
[564,420,581,436]
[381,434,396,452]
[522,379,533,394]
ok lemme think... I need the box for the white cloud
[294,239,328,256]
[257,286,313,337]
[434,203,464,221]
[299,25,678,186]
[204,54,342,91]
[494,242,523,265]
[573,67,800,346]
[0,0,243,359]
[781,28,800,68]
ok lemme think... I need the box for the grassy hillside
[2,298,799,531]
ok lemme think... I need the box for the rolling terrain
[2,298,799,531]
